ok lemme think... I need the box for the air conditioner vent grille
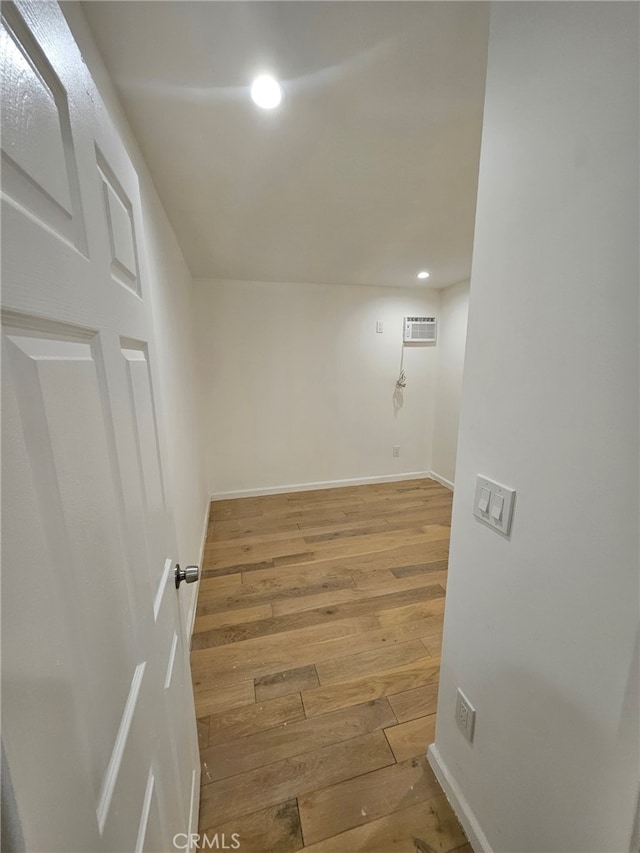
[404,316,437,343]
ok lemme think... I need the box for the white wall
[194,279,439,497]
[432,5,639,853]
[62,5,209,634]
[431,280,470,487]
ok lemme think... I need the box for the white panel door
[1,3,200,851]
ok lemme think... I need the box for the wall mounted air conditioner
[404,316,437,343]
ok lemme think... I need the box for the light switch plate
[473,475,516,536]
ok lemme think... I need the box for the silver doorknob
[175,563,200,589]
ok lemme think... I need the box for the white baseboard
[430,470,455,491]
[210,471,432,501]
[427,744,492,853]
[186,500,210,642]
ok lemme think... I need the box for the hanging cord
[396,339,406,389]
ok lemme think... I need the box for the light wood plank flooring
[191,478,468,853]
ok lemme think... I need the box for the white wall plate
[473,475,516,536]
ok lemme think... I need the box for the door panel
[1,342,102,851]
[4,326,140,795]
[0,6,86,252]
[97,149,141,294]
[121,343,170,599]
[1,3,199,850]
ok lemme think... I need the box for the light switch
[473,475,516,536]
[490,494,504,521]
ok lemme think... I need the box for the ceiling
[82,2,489,289]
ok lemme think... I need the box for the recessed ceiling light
[250,75,283,109]
[417,271,430,280]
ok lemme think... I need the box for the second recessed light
[417,271,430,280]
[250,75,283,109]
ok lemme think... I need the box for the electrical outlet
[392,446,400,457]
[376,321,384,334]
[455,688,476,744]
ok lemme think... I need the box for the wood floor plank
[196,575,356,615]
[198,573,243,593]
[270,576,447,617]
[200,698,396,783]
[302,657,440,718]
[342,502,444,521]
[352,569,449,596]
[200,800,303,852]
[298,755,442,846]
[350,492,451,521]
[273,550,316,566]
[348,548,450,585]
[207,519,302,542]
[384,713,437,762]
[388,682,440,724]
[201,559,275,579]
[209,503,264,520]
[203,535,313,568]
[199,730,395,828]
[348,492,438,508]
[207,513,390,553]
[385,511,452,530]
[314,640,430,686]
[376,596,446,628]
[255,664,319,701]
[391,560,449,579]
[295,516,394,536]
[280,526,451,565]
[193,603,273,634]
[207,694,306,747]
[270,585,379,618]
[303,523,390,544]
[277,507,351,525]
[301,793,467,853]
[194,679,255,718]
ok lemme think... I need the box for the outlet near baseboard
[455,688,476,744]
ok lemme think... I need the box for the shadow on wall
[620,630,640,853]
[1,740,25,852]
[392,386,404,417]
